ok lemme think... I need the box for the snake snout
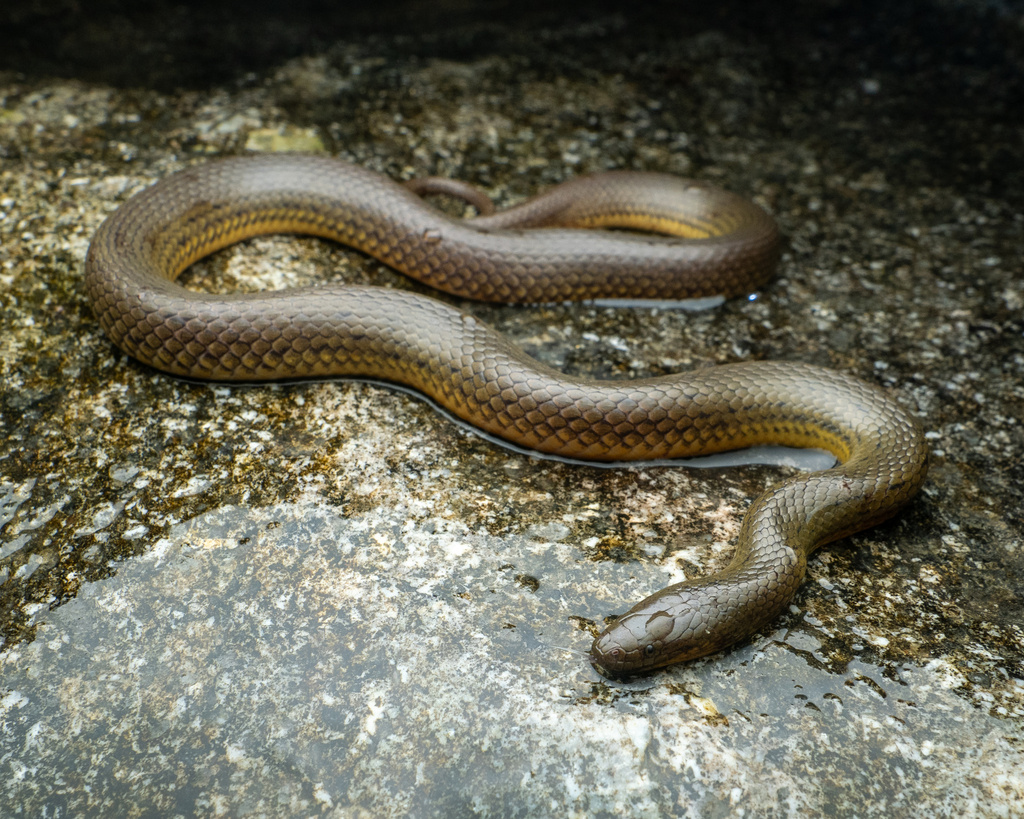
[589,632,637,677]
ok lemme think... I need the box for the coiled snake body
[85,154,928,675]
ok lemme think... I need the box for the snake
[84,154,928,675]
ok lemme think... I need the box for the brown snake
[84,154,928,675]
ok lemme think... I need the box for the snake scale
[85,154,928,675]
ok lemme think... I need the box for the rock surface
[1,1,1022,816]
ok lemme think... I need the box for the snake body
[85,154,928,675]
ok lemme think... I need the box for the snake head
[589,589,744,676]
[589,609,701,676]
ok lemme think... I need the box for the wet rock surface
[1,1,1022,816]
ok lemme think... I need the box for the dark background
[2,0,1021,199]
[1,0,1021,94]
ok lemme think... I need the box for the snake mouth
[589,640,691,678]
[588,645,632,678]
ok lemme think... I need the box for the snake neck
[590,438,927,675]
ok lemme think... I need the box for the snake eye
[645,644,655,656]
